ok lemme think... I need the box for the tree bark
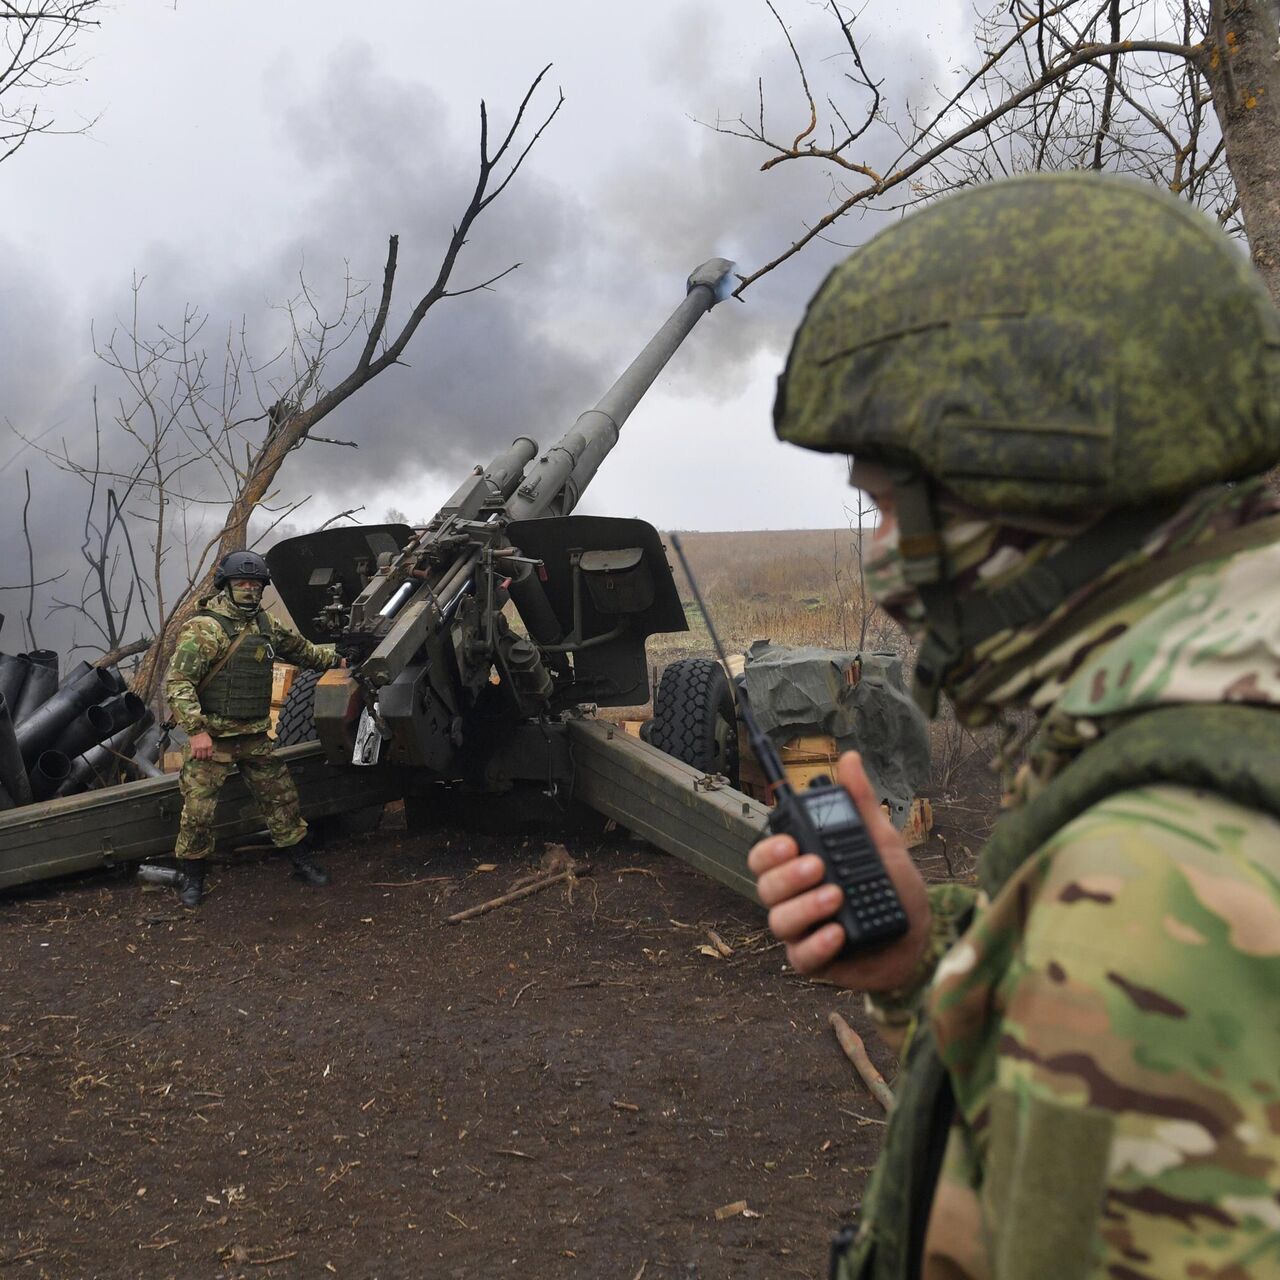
[1207,0,1280,303]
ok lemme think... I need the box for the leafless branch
[442,261,522,298]
[21,469,36,647]
[93,636,152,667]
[725,1,1217,295]
[315,506,366,531]
[306,435,359,449]
[766,0,817,150]
[0,1,103,165]
[1091,0,1122,167]
[0,573,61,591]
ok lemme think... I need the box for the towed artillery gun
[265,258,736,823]
[0,258,927,896]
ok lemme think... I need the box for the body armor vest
[837,702,1280,1279]
[196,609,275,721]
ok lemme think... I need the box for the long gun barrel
[354,258,735,690]
[504,257,736,520]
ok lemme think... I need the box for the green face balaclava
[229,582,264,611]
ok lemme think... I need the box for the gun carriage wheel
[275,669,323,748]
[644,657,739,788]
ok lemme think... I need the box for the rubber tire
[274,668,322,747]
[273,667,383,840]
[647,658,739,787]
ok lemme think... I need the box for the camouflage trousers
[175,733,307,861]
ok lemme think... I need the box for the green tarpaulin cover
[742,642,931,828]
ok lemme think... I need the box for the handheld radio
[669,535,908,956]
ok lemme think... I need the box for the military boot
[286,836,330,887]
[176,858,206,909]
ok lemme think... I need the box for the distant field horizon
[634,526,897,689]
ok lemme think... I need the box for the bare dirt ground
[0,807,902,1280]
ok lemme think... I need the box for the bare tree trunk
[1207,0,1280,303]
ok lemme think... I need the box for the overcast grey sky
[0,0,966,648]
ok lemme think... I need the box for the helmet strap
[873,469,1180,716]
[914,501,1182,714]
[889,468,944,587]
[885,469,959,715]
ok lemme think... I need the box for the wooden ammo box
[738,731,932,849]
[270,663,297,732]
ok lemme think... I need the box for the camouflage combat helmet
[774,172,1280,512]
[774,174,1280,712]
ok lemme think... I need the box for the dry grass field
[650,528,897,669]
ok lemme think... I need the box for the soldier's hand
[189,731,215,761]
[747,751,932,993]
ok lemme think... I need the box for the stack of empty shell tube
[0,651,164,809]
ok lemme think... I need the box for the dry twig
[445,865,589,924]
[705,929,733,958]
[828,1012,895,1113]
[371,877,454,888]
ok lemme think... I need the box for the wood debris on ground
[829,1011,896,1112]
[446,846,590,924]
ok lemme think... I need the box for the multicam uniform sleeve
[267,616,339,672]
[864,881,980,1035]
[163,618,228,736]
[927,784,1280,1279]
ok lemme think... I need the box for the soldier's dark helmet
[773,172,1280,711]
[214,550,272,589]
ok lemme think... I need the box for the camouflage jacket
[862,531,1280,1280]
[164,591,338,738]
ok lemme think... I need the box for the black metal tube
[15,666,117,767]
[55,717,152,796]
[506,563,563,643]
[0,694,32,806]
[13,657,59,726]
[49,703,115,762]
[0,654,30,711]
[100,692,146,734]
[125,754,164,779]
[56,659,94,692]
[29,749,72,801]
[56,743,126,796]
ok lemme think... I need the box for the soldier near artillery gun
[164,550,343,908]
[749,174,1280,1279]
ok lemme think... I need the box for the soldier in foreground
[164,550,344,908]
[749,174,1280,1278]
